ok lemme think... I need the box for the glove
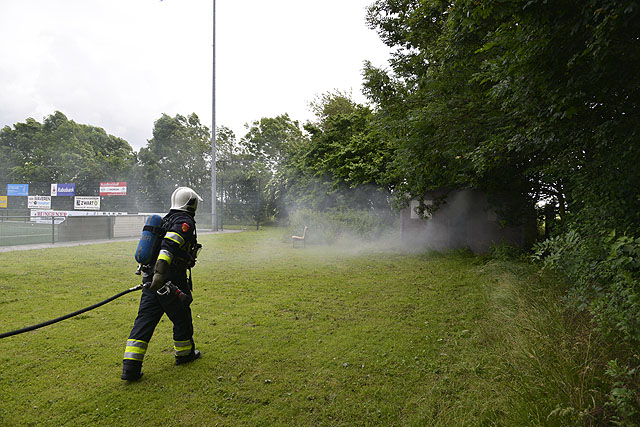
[148,258,170,291]
[149,272,165,291]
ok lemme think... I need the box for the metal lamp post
[211,0,218,231]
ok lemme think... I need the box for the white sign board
[100,181,127,196]
[28,195,51,209]
[74,196,100,210]
[30,215,66,225]
[31,209,127,218]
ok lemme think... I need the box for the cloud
[0,0,389,150]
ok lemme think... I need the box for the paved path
[0,229,242,253]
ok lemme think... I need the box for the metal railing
[0,216,63,246]
[0,215,149,247]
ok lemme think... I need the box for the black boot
[121,360,143,381]
[175,349,201,365]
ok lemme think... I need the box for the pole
[211,0,218,231]
[256,177,260,231]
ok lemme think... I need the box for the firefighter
[121,187,203,381]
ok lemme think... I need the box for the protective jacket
[155,209,199,291]
[122,210,199,376]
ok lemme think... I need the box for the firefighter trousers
[123,286,195,366]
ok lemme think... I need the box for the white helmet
[170,187,203,214]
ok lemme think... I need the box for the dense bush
[533,231,640,344]
[533,231,640,424]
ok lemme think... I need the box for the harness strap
[143,225,166,235]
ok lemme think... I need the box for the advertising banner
[28,196,52,209]
[0,196,6,208]
[51,183,75,196]
[100,181,127,196]
[7,184,28,196]
[30,211,66,225]
[31,209,127,218]
[74,196,100,210]
[30,209,127,223]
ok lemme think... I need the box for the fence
[0,215,151,247]
[0,177,265,234]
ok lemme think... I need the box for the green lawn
[0,228,604,426]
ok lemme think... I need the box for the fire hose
[0,284,144,339]
[1,280,192,340]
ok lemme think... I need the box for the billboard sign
[74,196,100,210]
[51,183,75,196]
[100,182,127,196]
[30,210,66,225]
[7,184,28,196]
[28,196,52,209]
[0,196,6,208]
[30,209,126,224]
[31,209,126,218]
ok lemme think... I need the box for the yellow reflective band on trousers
[174,340,192,357]
[124,339,148,361]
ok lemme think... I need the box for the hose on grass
[0,284,143,339]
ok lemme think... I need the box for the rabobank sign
[51,183,75,196]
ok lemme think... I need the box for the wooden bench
[292,226,307,247]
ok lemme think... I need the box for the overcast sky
[0,0,391,151]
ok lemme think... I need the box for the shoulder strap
[143,225,166,235]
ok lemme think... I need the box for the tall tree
[0,111,136,194]
[212,125,265,225]
[303,92,392,191]
[137,113,211,211]
[275,91,393,215]
[239,113,305,173]
[364,0,640,227]
[238,114,306,221]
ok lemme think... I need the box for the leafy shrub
[533,230,640,423]
[605,359,640,426]
[533,230,640,342]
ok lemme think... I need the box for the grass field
[0,228,606,426]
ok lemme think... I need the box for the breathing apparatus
[134,214,165,276]
[134,189,202,297]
